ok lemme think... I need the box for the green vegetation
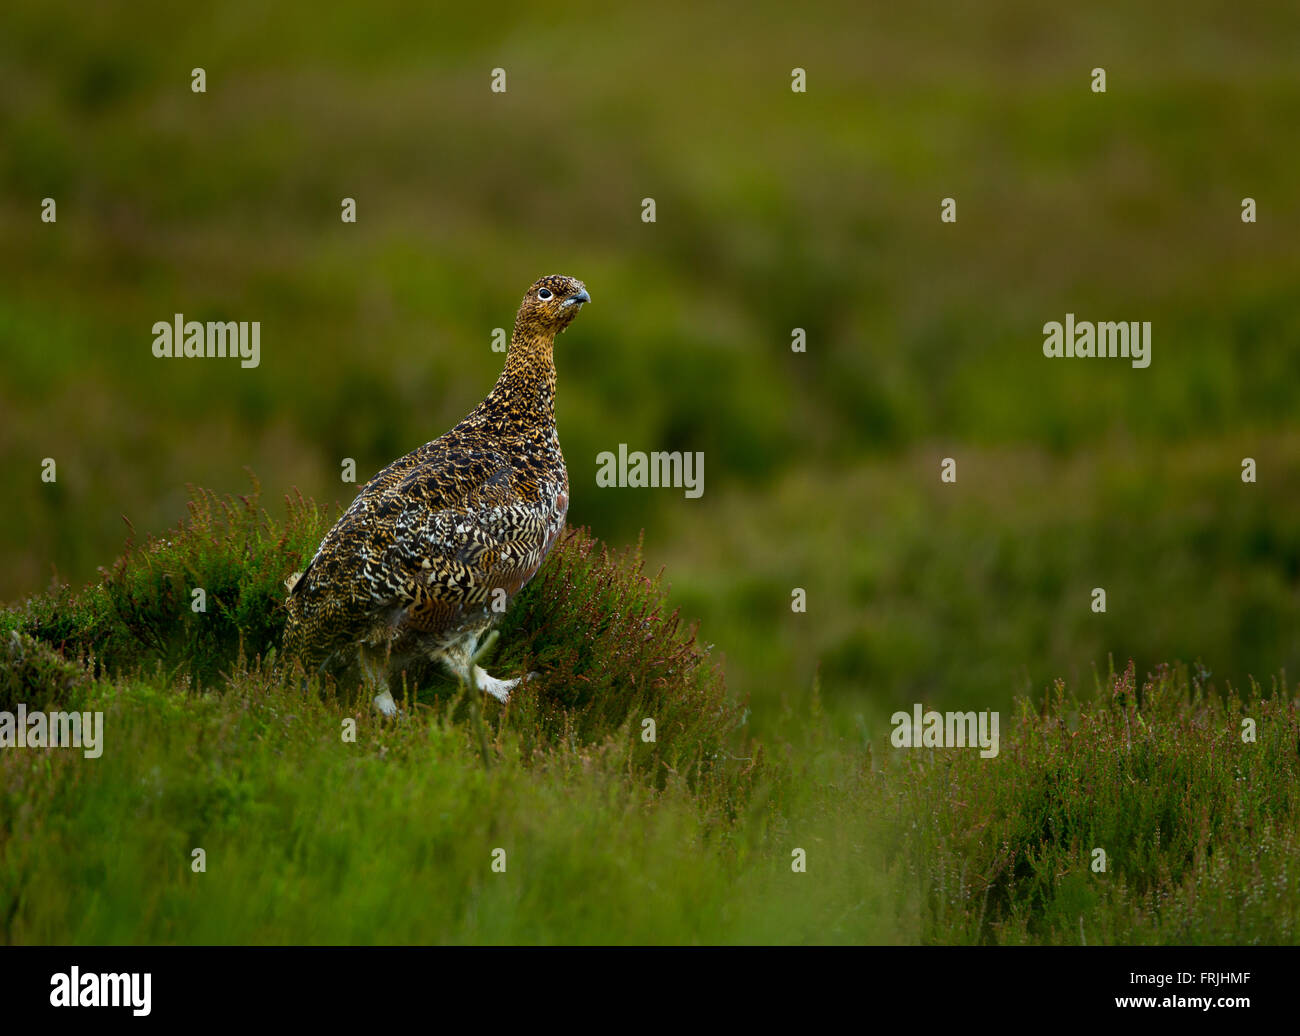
[895,661,1300,944]
[2,491,1297,943]
[3,2,1299,736]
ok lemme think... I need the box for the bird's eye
[537,288,553,300]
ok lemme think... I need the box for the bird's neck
[488,329,558,428]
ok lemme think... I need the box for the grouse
[282,274,589,715]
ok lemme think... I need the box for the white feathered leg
[359,644,398,717]
[439,631,520,703]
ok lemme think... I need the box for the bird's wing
[286,440,562,647]
[377,452,552,611]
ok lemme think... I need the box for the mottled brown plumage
[283,274,589,713]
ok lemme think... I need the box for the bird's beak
[565,289,591,307]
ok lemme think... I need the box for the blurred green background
[3,0,1298,734]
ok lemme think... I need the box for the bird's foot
[473,666,520,704]
[374,689,400,717]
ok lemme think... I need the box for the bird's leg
[472,666,521,704]
[440,631,520,704]
[359,643,398,717]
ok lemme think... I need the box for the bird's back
[284,404,568,668]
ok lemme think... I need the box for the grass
[893,660,1300,945]
[2,487,1298,944]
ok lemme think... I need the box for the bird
[282,274,589,715]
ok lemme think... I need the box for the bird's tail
[278,586,322,682]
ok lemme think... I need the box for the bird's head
[515,274,590,337]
